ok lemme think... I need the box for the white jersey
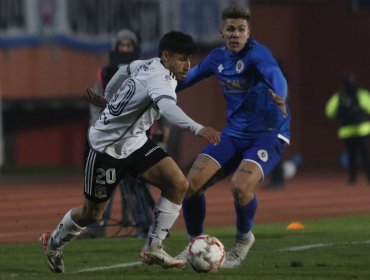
[88,58,178,159]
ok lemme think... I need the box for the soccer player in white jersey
[39,31,220,273]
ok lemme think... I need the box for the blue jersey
[177,39,290,143]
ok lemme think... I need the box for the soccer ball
[187,235,225,273]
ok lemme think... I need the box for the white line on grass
[74,261,142,273]
[278,240,370,252]
[71,240,370,273]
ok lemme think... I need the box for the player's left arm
[156,98,220,144]
[252,46,288,117]
[268,88,287,117]
[150,73,220,144]
[83,87,107,108]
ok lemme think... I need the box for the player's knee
[231,183,254,204]
[185,178,201,199]
[185,188,194,199]
[175,176,189,195]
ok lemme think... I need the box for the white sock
[147,196,181,247]
[50,210,85,250]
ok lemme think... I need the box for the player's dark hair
[158,31,198,57]
[222,4,251,21]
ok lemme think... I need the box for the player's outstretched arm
[157,98,220,144]
[83,87,107,108]
[268,89,287,117]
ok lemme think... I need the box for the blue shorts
[201,134,286,179]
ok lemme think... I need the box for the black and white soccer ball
[187,235,225,273]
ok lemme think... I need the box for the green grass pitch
[0,215,369,280]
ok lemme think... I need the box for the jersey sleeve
[148,72,177,104]
[250,45,288,100]
[176,52,214,92]
[358,88,370,114]
[128,60,146,73]
[325,92,339,119]
[157,98,203,135]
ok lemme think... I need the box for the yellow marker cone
[286,222,305,230]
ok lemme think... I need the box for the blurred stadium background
[1,0,370,172]
[1,0,370,244]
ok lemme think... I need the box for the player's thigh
[83,146,125,203]
[231,160,263,194]
[187,154,223,195]
[141,156,188,194]
[188,135,238,195]
[233,136,285,193]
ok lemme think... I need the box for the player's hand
[268,89,287,117]
[82,87,107,108]
[197,127,220,145]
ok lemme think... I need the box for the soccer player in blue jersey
[176,4,290,268]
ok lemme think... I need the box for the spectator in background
[84,28,155,239]
[325,73,370,184]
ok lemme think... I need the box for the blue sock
[234,195,258,237]
[182,193,206,238]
